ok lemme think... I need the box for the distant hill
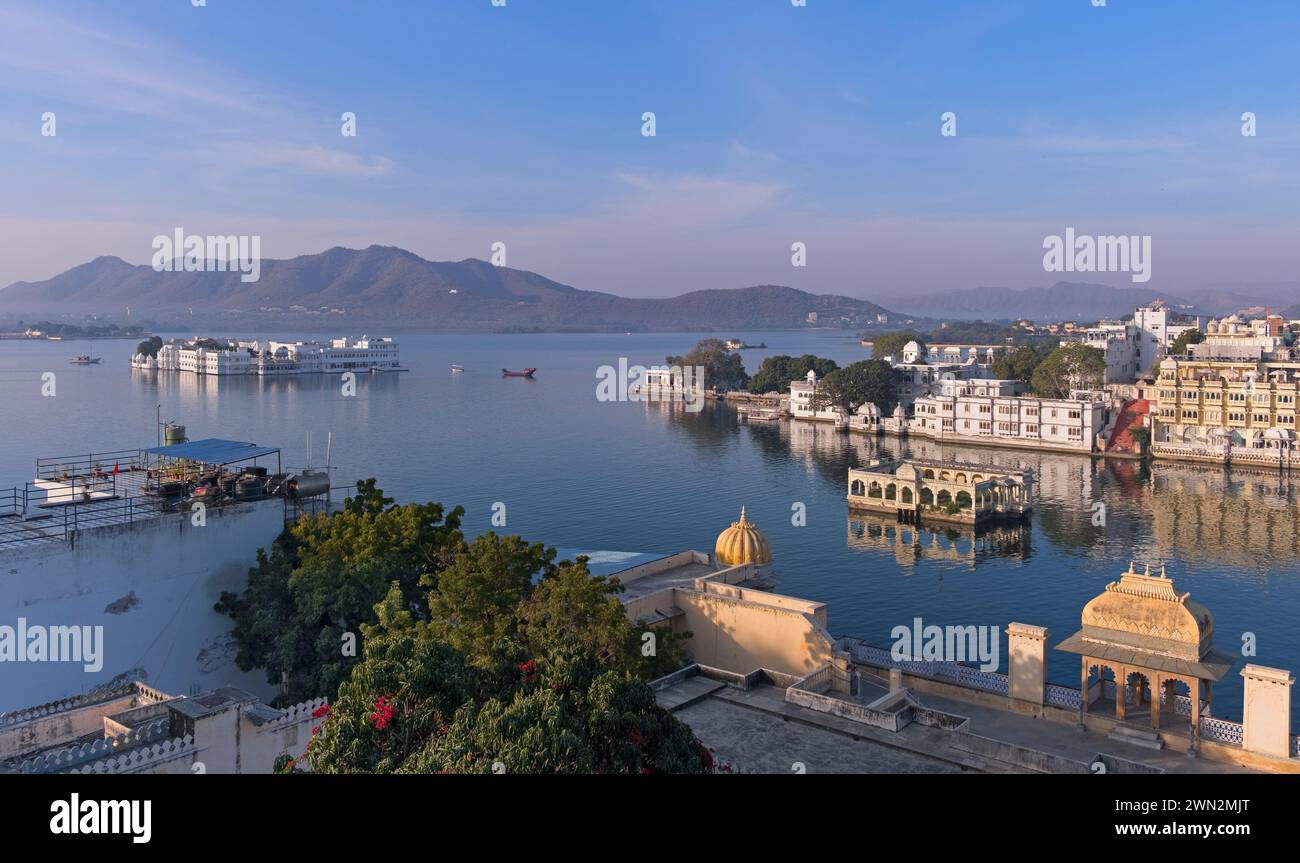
[0,246,892,331]
[875,282,1203,322]
[878,280,1300,322]
[1178,282,1300,316]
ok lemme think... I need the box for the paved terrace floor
[665,679,1263,774]
[914,687,1259,774]
[617,560,718,602]
[676,685,969,774]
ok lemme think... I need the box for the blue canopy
[143,438,280,465]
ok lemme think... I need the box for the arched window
[955,473,967,484]
[901,487,914,503]
[937,490,952,506]
[956,491,972,510]
[923,469,935,479]
[868,481,883,498]
[885,483,897,501]
[850,479,865,496]
[920,488,934,506]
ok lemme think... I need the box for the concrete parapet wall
[610,550,710,586]
[66,734,198,775]
[951,730,1090,774]
[674,589,834,679]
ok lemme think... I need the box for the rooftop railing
[35,449,146,482]
[0,484,167,547]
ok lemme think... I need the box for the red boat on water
[502,367,537,378]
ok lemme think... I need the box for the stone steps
[1108,724,1165,750]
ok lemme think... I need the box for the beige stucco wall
[1241,665,1294,759]
[673,589,833,678]
[1007,623,1048,705]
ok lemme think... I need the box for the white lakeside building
[909,379,1106,454]
[133,335,400,376]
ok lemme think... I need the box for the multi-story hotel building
[1151,348,1300,465]
[909,378,1106,453]
[1069,324,1139,384]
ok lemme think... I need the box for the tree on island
[870,331,927,362]
[1029,343,1106,398]
[667,338,750,392]
[135,336,164,358]
[812,359,902,416]
[747,354,839,394]
[1170,329,1204,356]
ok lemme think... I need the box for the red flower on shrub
[517,659,538,682]
[370,695,396,730]
[312,703,330,719]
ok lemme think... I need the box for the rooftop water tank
[164,424,187,446]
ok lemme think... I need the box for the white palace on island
[132,335,400,376]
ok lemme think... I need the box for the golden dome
[715,507,772,566]
[1079,563,1213,661]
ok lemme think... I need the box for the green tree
[667,338,750,392]
[747,354,838,394]
[1170,329,1204,355]
[518,557,688,679]
[992,344,1053,384]
[310,631,712,774]
[135,336,164,358]
[306,590,482,773]
[870,331,927,362]
[215,480,465,705]
[1029,343,1106,398]
[812,359,902,415]
[424,532,555,666]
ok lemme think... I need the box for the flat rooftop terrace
[616,559,718,602]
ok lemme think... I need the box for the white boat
[450,364,465,373]
[69,355,102,365]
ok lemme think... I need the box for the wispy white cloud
[0,3,392,174]
[214,143,396,178]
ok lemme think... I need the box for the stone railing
[275,696,329,728]
[849,641,1009,696]
[0,679,170,730]
[785,665,911,732]
[1153,442,1300,469]
[18,717,171,774]
[1198,715,1244,746]
[1045,684,1081,710]
[0,681,138,729]
[66,735,196,775]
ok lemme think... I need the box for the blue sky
[2,0,1299,298]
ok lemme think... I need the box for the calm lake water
[2,330,1297,724]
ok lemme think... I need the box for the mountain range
[2,245,1294,329]
[0,246,889,331]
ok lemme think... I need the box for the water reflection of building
[1148,462,1300,563]
[846,512,1030,569]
